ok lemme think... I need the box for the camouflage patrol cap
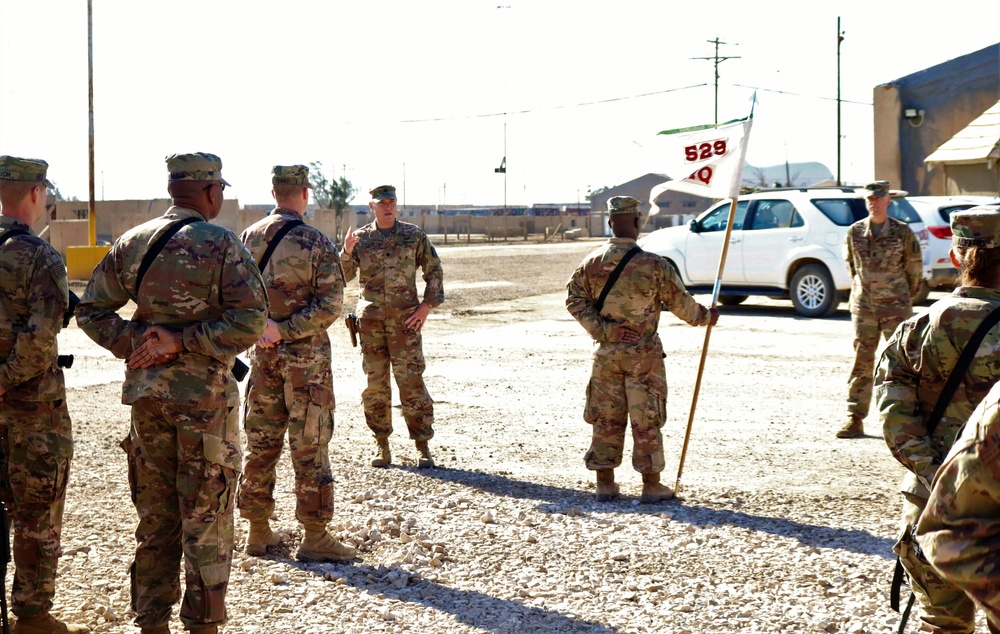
[951,207,1000,249]
[370,185,397,201]
[0,155,53,188]
[165,152,231,186]
[607,196,641,216]
[864,180,890,198]
[272,165,313,188]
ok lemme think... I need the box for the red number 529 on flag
[683,138,729,163]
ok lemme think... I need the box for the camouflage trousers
[359,317,434,441]
[848,310,908,419]
[238,340,335,526]
[121,397,242,630]
[896,493,976,634]
[0,398,73,618]
[583,346,667,474]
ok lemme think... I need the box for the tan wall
[873,84,904,187]
[49,219,91,259]
[944,163,1000,196]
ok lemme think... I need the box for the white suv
[637,187,930,318]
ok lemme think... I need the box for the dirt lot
[22,239,975,633]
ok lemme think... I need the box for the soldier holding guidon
[876,206,1000,633]
[237,165,356,562]
[342,185,443,469]
[566,196,718,504]
[77,153,267,634]
[0,156,89,634]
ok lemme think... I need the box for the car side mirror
[689,218,700,233]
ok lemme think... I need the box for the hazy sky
[1,0,998,207]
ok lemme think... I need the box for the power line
[732,83,871,106]
[399,83,709,123]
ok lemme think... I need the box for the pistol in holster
[346,313,359,347]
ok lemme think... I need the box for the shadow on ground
[411,466,895,559]
[287,558,616,634]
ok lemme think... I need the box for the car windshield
[937,204,981,224]
[887,198,922,223]
[811,198,867,226]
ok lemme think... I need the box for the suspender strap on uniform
[135,216,201,295]
[0,228,30,248]
[889,304,1000,628]
[595,246,641,313]
[256,220,304,271]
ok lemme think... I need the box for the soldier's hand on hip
[405,303,431,333]
[344,227,360,254]
[611,324,640,343]
[128,325,183,369]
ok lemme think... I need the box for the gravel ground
[14,239,985,633]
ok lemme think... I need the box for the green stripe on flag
[657,116,748,136]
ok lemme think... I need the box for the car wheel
[912,281,931,305]
[790,265,837,318]
[718,295,749,306]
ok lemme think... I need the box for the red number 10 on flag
[684,138,729,163]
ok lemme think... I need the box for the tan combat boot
[371,436,391,468]
[415,440,435,468]
[836,416,865,439]
[640,473,675,504]
[246,520,282,556]
[139,626,170,634]
[12,613,90,634]
[188,626,218,634]
[595,469,619,502]
[297,524,358,562]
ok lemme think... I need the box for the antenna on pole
[836,17,845,186]
[691,37,740,125]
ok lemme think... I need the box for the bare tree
[309,161,357,247]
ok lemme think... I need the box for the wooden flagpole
[674,196,739,494]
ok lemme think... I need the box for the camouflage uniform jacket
[845,216,923,315]
[0,216,69,401]
[916,380,1000,622]
[341,220,444,320]
[566,238,710,357]
[240,208,344,343]
[77,206,267,407]
[875,286,1000,499]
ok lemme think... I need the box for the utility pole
[87,0,96,246]
[836,17,845,186]
[692,38,740,125]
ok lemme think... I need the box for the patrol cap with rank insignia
[951,206,1000,249]
[0,155,53,188]
[272,164,313,188]
[369,185,397,201]
[165,152,231,187]
[864,180,890,198]
[607,196,641,216]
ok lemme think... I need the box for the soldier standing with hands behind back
[77,153,267,634]
[838,180,923,439]
[237,165,356,563]
[567,196,718,504]
[342,185,443,469]
[0,156,89,634]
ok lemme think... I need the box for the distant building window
[683,201,697,208]
[660,202,671,209]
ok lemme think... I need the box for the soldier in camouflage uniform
[875,207,1000,633]
[839,180,923,438]
[77,153,267,634]
[917,381,1000,634]
[237,165,356,563]
[342,185,444,468]
[566,196,718,503]
[0,157,89,634]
